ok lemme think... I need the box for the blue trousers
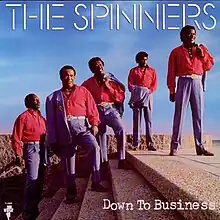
[98,105,126,162]
[61,118,101,189]
[171,77,205,151]
[132,99,154,149]
[23,143,45,216]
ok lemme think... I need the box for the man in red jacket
[46,65,107,204]
[12,94,46,220]
[82,57,131,173]
[167,25,214,156]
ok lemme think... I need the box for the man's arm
[108,73,126,92]
[167,50,177,102]
[12,115,24,157]
[199,45,214,72]
[128,69,135,92]
[103,79,125,103]
[85,88,100,136]
[149,68,158,93]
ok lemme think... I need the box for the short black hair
[24,93,36,108]
[88,57,104,71]
[135,51,148,63]
[180,25,196,41]
[59,65,76,78]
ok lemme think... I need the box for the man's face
[92,60,104,77]
[60,69,75,88]
[30,95,40,110]
[182,29,196,45]
[138,56,148,67]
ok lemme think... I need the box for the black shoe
[131,146,138,151]
[196,149,214,156]
[100,161,109,180]
[91,183,108,192]
[169,149,177,156]
[148,146,157,151]
[65,186,77,204]
[65,193,77,204]
[118,160,132,170]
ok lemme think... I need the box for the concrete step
[51,177,88,220]
[14,196,53,220]
[166,153,220,177]
[165,147,220,177]
[36,188,66,220]
[77,176,117,220]
[126,150,220,220]
[109,159,184,220]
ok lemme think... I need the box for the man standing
[12,94,46,220]
[46,65,106,204]
[128,51,157,151]
[82,57,131,171]
[167,25,214,156]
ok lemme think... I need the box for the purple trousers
[171,77,205,151]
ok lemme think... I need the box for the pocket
[111,108,121,119]
[34,144,40,153]
[24,143,40,154]
[77,120,87,133]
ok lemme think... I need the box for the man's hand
[91,126,99,136]
[196,45,204,58]
[103,77,111,89]
[169,93,176,102]
[15,155,23,167]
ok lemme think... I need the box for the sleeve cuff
[92,122,99,127]
[15,147,22,157]
[147,88,152,94]
[169,87,175,94]
[201,53,208,63]
[90,120,100,126]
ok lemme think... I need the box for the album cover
[0,1,219,220]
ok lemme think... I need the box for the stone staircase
[4,146,217,220]
[126,148,220,220]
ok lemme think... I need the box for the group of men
[11,25,214,220]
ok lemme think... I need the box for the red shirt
[167,44,214,94]
[128,66,157,93]
[82,76,125,104]
[62,85,100,126]
[12,109,46,156]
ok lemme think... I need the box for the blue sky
[0,1,220,139]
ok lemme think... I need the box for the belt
[181,74,202,79]
[67,115,86,120]
[23,141,40,144]
[97,102,114,107]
